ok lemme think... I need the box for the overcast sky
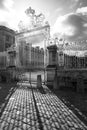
[0,0,87,40]
[1,0,87,55]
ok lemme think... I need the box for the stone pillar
[77,57,79,68]
[53,68,58,89]
[6,70,11,82]
[84,57,85,68]
[44,39,47,67]
[47,45,57,65]
[57,76,64,89]
[0,76,1,82]
[77,75,84,93]
[58,51,64,68]
[37,75,42,88]
[46,45,57,88]
[46,68,55,88]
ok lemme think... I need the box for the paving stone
[13,127,22,130]
[22,123,27,129]
[10,119,15,124]
[2,125,9,130]
[8,124,14,130]
[43,125,48,130]
[23,117,27,123]
[0,83,87,130]
[0,121,6,129]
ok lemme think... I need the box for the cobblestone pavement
[0,82,87,130]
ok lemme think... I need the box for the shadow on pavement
[38,86,46,94]
[52,88,87,126]
[0,82,18,117]
[30,84,44,130]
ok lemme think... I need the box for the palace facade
[0,26,15,52]
[0,26,15,69]
[0,26,16,82]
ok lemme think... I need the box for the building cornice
[0,26,15,34]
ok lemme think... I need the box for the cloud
[0,21,9,27]
[69,0,79,9]
[0,0,19,29]
[74,0,79,2]
[4,0,14,10]
[76,6,87,14]
[0,0,14,11]
[52,8,87,42]
[0,0,5,9]
[52,6,87,56]
[0,10,10,27]
[0,0,50,30]
[55,8,62,13]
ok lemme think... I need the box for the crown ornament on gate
[25,6,45,27]
[18,6,49,32]
[25,7,35,17]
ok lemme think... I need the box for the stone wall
[46,68,87,92]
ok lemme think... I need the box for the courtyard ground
[0,83,87,130]
[0,81,87,128]
[53,87,87,125]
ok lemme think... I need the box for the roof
[0,26,15,34]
